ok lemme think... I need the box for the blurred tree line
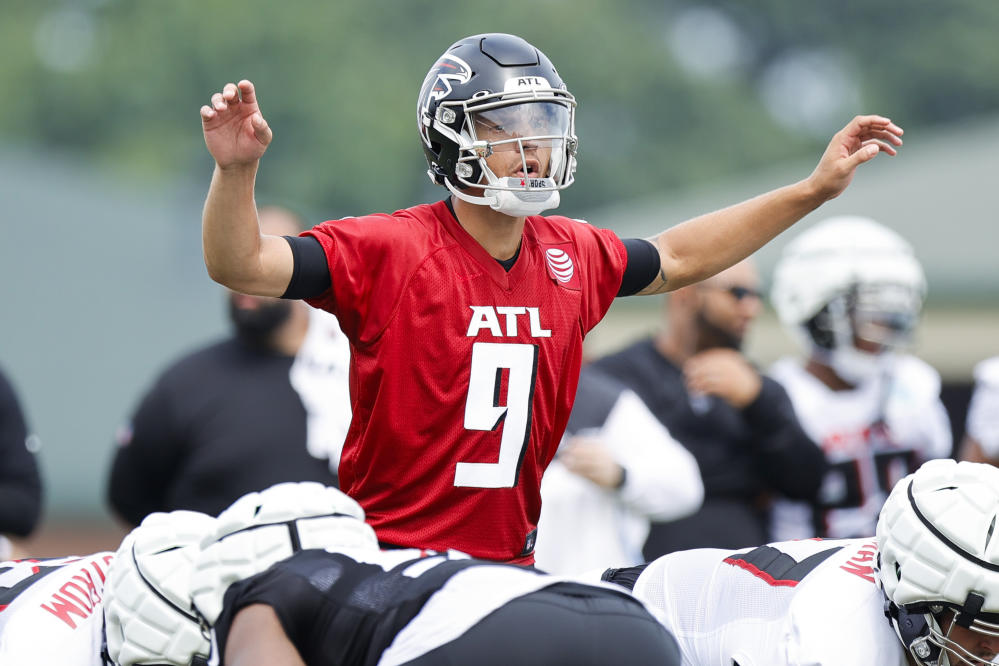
[2,0,997,221]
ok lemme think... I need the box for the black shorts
[402,582,680,666]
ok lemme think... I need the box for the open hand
[200,80,273,170]
[807,115,903,202]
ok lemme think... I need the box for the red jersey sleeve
[301,211,429,343]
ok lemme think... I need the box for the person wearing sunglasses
[592,259,826,560]
[767,215,951,541]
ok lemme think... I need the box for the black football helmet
[417,33,577,216]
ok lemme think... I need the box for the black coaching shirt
[107,338,339,524]
[593,338,827,558]
[0,366,42,538]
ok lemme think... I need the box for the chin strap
[445,178,560,217]
[883,593,947,666]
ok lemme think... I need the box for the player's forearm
[202,163,266,291]
[645,178,823,292]
[226,605,307,666]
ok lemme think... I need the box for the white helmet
[104,511,218,666]
[876,459,999,666]
[190,481,378,626]
[770,216,926,384]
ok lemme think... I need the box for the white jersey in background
[0,552,114,665]
[535,388,703,575]
[290,307,353,473]
[966,356,999,457]
[632,538,906,666]
[768,354,951,540]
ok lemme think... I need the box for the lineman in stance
[601,459,999,665]
[103,481,680,665]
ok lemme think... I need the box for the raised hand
[200,80,273,170]
[807,115,904,202]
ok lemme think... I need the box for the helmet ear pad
[884,600,944,665]
[804,305,837,351]
[422,107,484,189]
[802,288,860,353]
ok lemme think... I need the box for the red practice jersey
[304,200,626,561]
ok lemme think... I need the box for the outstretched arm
[200,80,294,296]
[637,115,904,294]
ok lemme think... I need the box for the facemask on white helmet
[808,283,921,386]
[771,216,927,384]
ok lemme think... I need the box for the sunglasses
[704,284,762,301]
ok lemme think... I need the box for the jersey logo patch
[540,243,580,291]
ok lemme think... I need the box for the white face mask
[827,346,895,386]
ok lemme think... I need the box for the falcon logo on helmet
[418,54,472,148]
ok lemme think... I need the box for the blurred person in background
[534,364,703,575]
[592,259,826,559]
[106,206,350,526]
[0,364,43,560]
[959,356,999,465]
[768,215,951,541]
[198,31,902,562]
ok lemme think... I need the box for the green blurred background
[1,0,996,553]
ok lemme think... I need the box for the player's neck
[805,358,855,391]
[450,195,525,261]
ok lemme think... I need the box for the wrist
[215,160,260,177]
[733,374,764,409]
[797,174,834,207]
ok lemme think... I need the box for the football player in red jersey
[199,33,903,564]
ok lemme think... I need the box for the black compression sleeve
[618,238,661,296]
[281,235,332,300]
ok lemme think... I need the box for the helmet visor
[471,102,571,147]
[468,102,573,183]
